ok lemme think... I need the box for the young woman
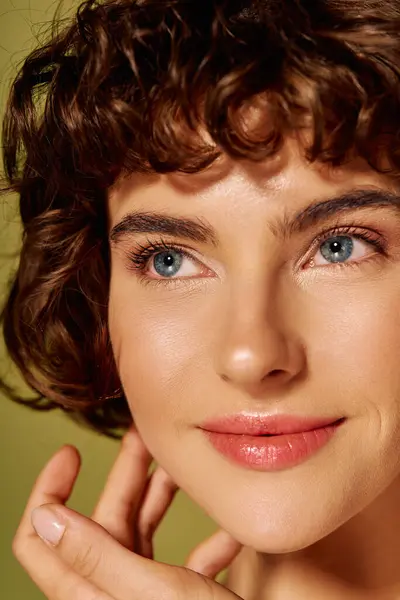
[2,0,400,598]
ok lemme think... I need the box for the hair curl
[1,0,400,438]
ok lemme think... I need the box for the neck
[226,475,400,600]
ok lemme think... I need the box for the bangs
[2,0,400,198]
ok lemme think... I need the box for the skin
[12,136,400,599]
[107,137,400,596]
[12,431,243,600]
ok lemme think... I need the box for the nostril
[269,369,284,377]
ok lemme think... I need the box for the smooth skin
[107,138,400,597]
[12,426,242,600]
[13,427,374,600]
[12,136,400,599]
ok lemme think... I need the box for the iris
[153,250,183,277]
[320,236,354,263]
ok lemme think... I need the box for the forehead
[107,137,394,225]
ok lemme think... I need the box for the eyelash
[304,224,386,267]
[126,225,387,282]
[126,239,199,285]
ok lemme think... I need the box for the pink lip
[200,414,345,471]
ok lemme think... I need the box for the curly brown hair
[1,0,400,439]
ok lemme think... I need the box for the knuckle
[70,542,103,579]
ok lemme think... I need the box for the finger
[30,503,185,600]
[184,529,243,580]
[16,540,112,600]
[13,446,112,600]
[15,445,81,540]
[135,466,179,559]
[91,425,153,548]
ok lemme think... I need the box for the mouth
[199,414,346,471]
[200,413,345,436]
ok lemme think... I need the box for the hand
[12,425,244,600]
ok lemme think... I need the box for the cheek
[106,269,400,552]
[108,281,213,440]
[302,275,400,436]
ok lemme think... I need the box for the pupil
[164,255,174,266]
[320,236,353,263]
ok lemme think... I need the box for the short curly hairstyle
[1,0,400,438]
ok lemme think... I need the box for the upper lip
[199,413,344,436]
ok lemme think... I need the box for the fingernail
[31,506,66,546]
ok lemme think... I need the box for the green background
[0,1,219,597]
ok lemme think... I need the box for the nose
[215,290,306,396]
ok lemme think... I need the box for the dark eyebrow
[109,212,218,246]
[109,189,400,247]
[286,188,400,236]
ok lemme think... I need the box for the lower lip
[203,422,343,471]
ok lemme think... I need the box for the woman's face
[107,138,400,553]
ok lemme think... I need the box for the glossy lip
[199,413,344,436]
[199,414,345,471]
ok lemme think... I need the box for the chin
[201,490,358,556]
[226,519,342,554]
[241,531,329,554]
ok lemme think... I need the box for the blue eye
[320,236,354,263]
[127,241,208,281]
[153,250,183,277]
